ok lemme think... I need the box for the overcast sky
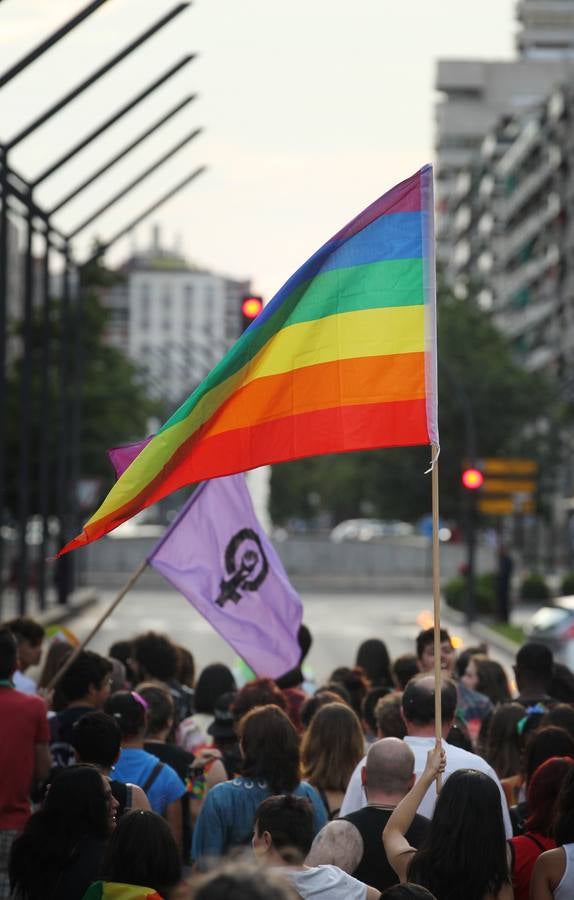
[0,0,516,298]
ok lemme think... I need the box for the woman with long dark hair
[177,663,236,753]
[530,765,574,898]
[356,639,392,689]
[509,756,574,900]
[9,765,118,900]
[384,747,512,900]
[301,702,364,819]
[191,704,327,862]
[83,810,181,900]
[483,702,524,782]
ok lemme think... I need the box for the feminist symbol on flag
[215,528,269,608]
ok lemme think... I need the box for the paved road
[63,587,515,685]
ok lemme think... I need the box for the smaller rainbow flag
[82,882,163,900]
[60,166,437,556]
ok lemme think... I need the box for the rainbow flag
[83,882,163,900]
[60,165,437,555]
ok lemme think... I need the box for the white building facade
[103,230,250,408]
[435,0,574,275]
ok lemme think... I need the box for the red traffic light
[462,468,484,490]
[241,296,263,320]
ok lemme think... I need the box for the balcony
[523,344,556,373]
[497,146,562,221]
[498,244,560,304]
[497,119,542,179]
[493,296,555,339]
[499,193,561,263]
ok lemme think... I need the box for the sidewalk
[0,586,99,629]
[444,600,537,657]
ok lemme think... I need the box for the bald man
[340,674,512,838]
[306,738,429,893]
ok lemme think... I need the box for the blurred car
[525,596,574,670]
[330,518,414,543]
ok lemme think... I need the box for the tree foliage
[270,289,560,526]
[6,264,158,517]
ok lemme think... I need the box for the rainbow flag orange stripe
[60,165,438,555]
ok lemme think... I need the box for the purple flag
[147,474,303,679]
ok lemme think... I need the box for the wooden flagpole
[46,558,149,692]
[431,442,443,791]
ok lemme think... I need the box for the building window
[184,284,194,328]
[140,282,150,330]
[205,284,214,330]
[161,284,172,332]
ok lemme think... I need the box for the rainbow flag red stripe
[60,165,438,555]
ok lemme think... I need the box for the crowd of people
[2,613,574,899]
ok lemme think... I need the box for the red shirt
[511,832,556,900]
[0,685,50,830]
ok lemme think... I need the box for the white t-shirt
[279,864,367,899]
[555,843,574,900]
[13,670,37,695]
[339,735,513,839]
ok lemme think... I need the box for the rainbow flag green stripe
[60,166,437,555]
[82,882,163,900]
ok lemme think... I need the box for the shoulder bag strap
[142,760,164,794]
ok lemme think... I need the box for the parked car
[330,518,414,543]
[525,595,574,670]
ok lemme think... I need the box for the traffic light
[461,467,484,490]
[241,295,263,332]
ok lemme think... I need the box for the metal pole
[439,358,478,625]
[16,200,35,614]
[464,491,477,625]
[31,57,196,187]
[91,166,207,260]
[69,257,84,570]
[68,129,202,238]
[50,96,197,215]
[6,4,190,150]
[0,0,110,90]
[0,149,7,606]
[37,225,53,610]
[56,244,74,605]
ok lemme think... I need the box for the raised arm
[383,744,446,883]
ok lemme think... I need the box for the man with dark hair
[71,711,149,816]
[5,617,44,695]
[340,674,512,837]
[515,642,556,707]
[253,795,380,899]
[49,650,112,769]
[0,627,50,899]
[415,628,455,673]
[131,632,193,722]
[308,739,428,893]
[415,626,492,736]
